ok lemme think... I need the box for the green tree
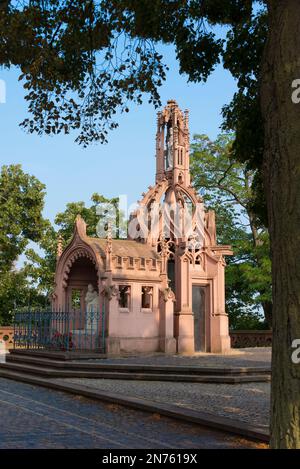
[2,0,300,447]
[0,267,47,324]
[0,164,46,272]
[190,134,271,328]
[0,164,47,323]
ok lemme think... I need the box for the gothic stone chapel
[53,100,233,355]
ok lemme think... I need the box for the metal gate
[13,305,106,353]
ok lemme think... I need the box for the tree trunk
[261,0,300,449]
[261,300,272,329]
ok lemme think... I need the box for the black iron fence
[13,307,106,352]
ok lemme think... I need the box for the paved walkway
[63,349,271,429]
[0,378,264,449]
[62,379,270,428]
[75,347,271,368]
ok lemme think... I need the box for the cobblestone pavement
[62,378,270,429]
[64,348,271,428]
[0,377,266,449]
[75,347,271,368]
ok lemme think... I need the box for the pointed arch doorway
[66,256,99,313]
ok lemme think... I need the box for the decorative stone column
[158,235,176,353]
[101,225,121,355]
[101,284,121,355]
[175,311,195,353]
[210,257,231,353]
[159,286,177,353]
[174,251,195,354]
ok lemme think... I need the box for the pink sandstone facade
[53,100,233,355]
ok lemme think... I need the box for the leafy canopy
[0,164,46,272]
[0,268,46,325]
[0,0,262,147]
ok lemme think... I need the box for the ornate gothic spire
[155,100,190,186]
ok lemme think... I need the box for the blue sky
[0,44,237,225]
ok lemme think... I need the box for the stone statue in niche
[85,284,99,329]
[166,125,173,169]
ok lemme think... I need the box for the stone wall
[230,330,272,348]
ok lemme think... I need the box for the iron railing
[13,307,106,352]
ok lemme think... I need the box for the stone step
[0,361,271,383]
[10,349,105,361]
[7,351,271,376]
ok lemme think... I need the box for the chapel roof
[86,237,160,260]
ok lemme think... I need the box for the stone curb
[7,353,271,375]
[0,362,270,383]
[0,368,269,443]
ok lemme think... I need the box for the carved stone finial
[101,284,119,301]
[105,222,113,273]
[106,221,112,240]
[75,214,87,238]
[159,286,175,302]
[57,233,63,259]
[105,222,113,254]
